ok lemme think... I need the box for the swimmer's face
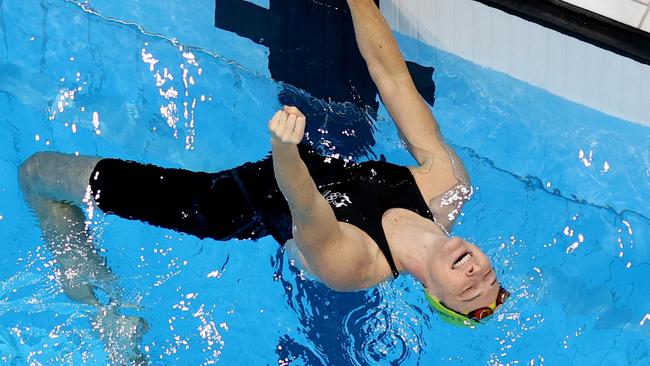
[427,237,500,314]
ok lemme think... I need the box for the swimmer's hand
[269,105,306,146]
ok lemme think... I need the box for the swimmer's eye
[484,268,497,285]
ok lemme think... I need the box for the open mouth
[452,251,472,269]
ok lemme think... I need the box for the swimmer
[19,0,507,342]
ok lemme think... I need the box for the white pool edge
[381,0,650,127]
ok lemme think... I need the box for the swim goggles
[425,286,510,327]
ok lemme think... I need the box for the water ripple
[342,286,425,366]
[62,0,273,83]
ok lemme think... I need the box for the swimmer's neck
[390,215,448,285]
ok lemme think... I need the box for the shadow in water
[271,250,380,365]
[215,0,436,158]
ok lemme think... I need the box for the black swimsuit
[89,145,435,278]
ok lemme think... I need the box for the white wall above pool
[380,0,650,127]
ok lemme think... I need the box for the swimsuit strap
[385,250,400,278]
[297,145,435,280]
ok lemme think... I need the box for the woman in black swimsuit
[19,5,507,361]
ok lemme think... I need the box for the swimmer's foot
[92,306,149,366]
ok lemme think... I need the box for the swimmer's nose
[465,262,481,276]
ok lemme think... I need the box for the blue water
[1,0,649,365]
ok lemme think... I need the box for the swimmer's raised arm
[346,0,467,198]
[269,107,329,236]
[269,106,370,289]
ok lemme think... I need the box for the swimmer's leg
[19,152,112,302]
[19,152,148,365]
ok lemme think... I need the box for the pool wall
[380,0,650,127]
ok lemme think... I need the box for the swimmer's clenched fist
[269,105,306,145]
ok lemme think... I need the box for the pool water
[1,0,649,365]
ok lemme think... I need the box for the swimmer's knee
[20,151,64,183]
[20,152,101,204]
[19,151,86,198]
[19,152,50,191]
